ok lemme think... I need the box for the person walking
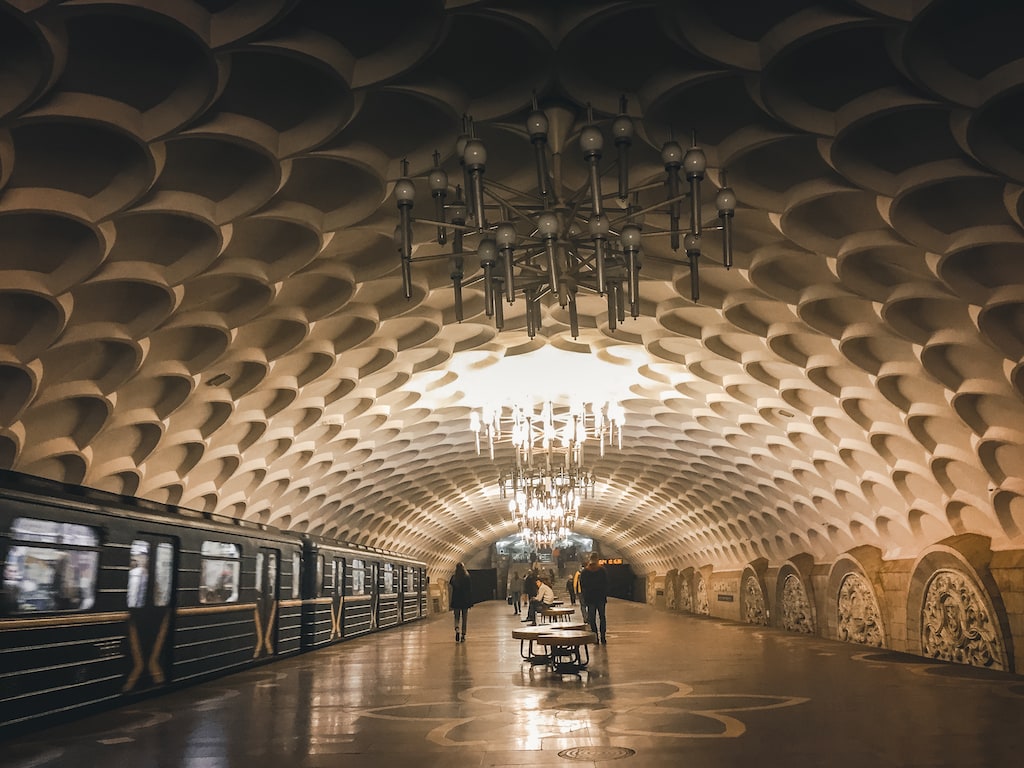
[579,552,608,643]
[565,574,576,605]
[521,568,539,622]
[509,570,521,614]
[449,562,473,642]
[573,565,586,620]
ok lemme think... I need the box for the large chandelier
[472,397,612,545]
[501,463,595,541]
[469,398,624,461]
[393,97,737,337]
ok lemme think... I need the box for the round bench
[534,629,598,674]
[512,626,561,663]
[539,606,577,623]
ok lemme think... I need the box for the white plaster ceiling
[1,0,1023,575]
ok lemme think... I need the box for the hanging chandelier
[470,398,624,462]
[501,463,594,539]
[471,397,609,543]
[393,96,737,337]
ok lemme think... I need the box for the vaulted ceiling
[1,0,1023,575]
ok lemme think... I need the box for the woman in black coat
[449,562,473,642]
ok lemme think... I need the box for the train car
[300,539,426,646]
[0,471,427,739]
[398,557,427,624]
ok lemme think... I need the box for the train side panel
[1,473,426,738]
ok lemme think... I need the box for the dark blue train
[0,470,427,738]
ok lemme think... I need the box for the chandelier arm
[564,154,623,209]
[643,252,708,268]
[481,182,549,226]
[408,252,463,264]
[605,179,667,197]
[412,216,478,233]
[607,190,693,228]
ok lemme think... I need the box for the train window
[404,566,414,593]
[154,542,173,607]
[350,558,365,596]
[255,551,264,593]
[3,518,99,613]
[382,563,395,594]
[292,551,301,598]
[316,554,325,597]
[127,540,150,608]
[267,552,277,599]
[198,541,240,603]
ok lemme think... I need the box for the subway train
[0,470,428,738]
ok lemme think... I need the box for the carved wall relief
[695,575,709,615]
[781,573,814,634]
[921,569,1007,670]
[680,574,693,613]
[743,574,768,625]
[836,572,884,647]
[665,569,678,610]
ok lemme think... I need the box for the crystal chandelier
[393,97,737,337]
[470,399,624,461]
[501,463,595,540]
[472,397,611,543]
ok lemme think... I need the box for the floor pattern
[4,599,1024,767]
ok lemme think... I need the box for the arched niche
[679,566,696,613]
[826,545,887,648]
[906,534,1013,672]
[776,553,817,634]
[695,565,712,616]
[740,557,770,626]
[665,568,679,610]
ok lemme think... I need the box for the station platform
[5,598,1024,767]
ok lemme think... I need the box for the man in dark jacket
[522,568,540,622]
[578,552,608,643]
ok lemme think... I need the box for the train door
[123,535,176,693]
[253,547,279,658]
[370,561,379,629]
[330,557,344,641]
[398,565,405,622]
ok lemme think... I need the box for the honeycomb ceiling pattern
[1,0,1023,575]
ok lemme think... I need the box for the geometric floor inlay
[358,681,809,746]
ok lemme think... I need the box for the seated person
[527,578,555,624]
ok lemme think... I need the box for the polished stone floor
[5,599,1024,767]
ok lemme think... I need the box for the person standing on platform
[509,570,521,614]
[449,563,473,642]
[521,568,539,622]
[574,565,586,620]
[579,552,608,643]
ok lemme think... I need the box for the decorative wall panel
[920,569,1007,670]
[781,573,815,634]
[836,572,885,648]
[743,575,768,626]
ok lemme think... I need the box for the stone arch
[679,566,695,613]
[665,568,679,610]
[906,534,1012,671]
[695,566,711,616]
[740,558,770,626]
[776,553,816,634]
[827,545,887,648]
